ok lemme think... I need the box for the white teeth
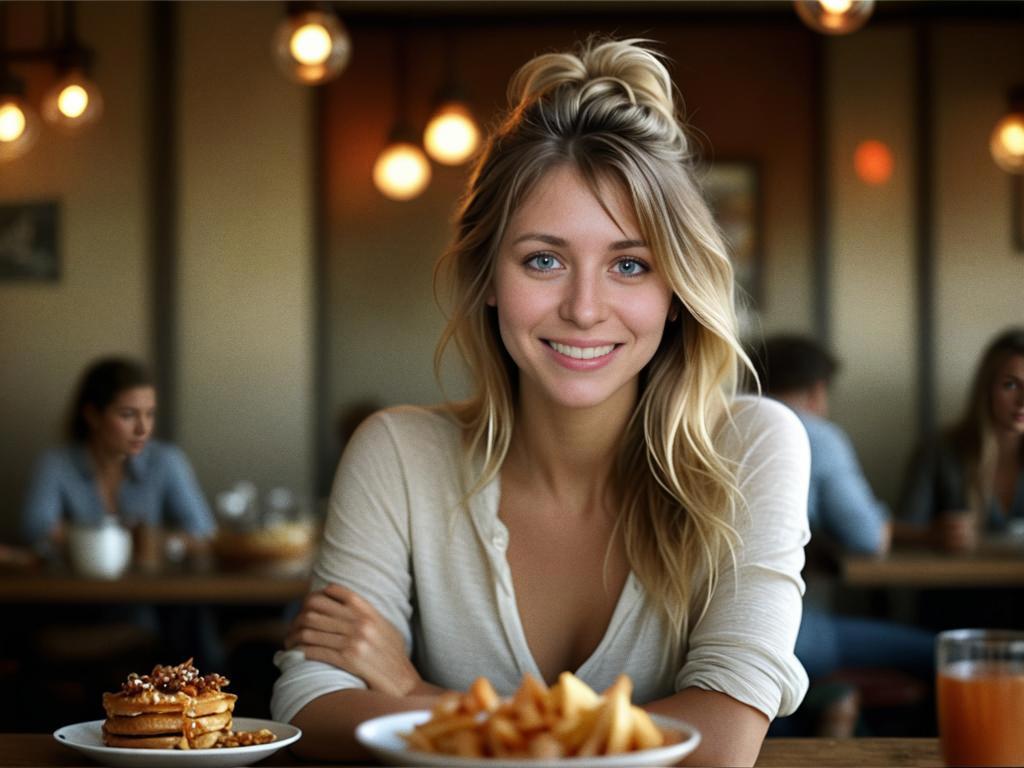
[548,341,616,360]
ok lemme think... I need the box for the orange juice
[937,660,1024,766]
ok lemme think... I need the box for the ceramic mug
[67,520,133,579]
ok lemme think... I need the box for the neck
[508,381,636,514]
[86,439,127,473]
[995,428,1023,463]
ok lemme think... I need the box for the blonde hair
[434,37,750,647]
[949,328,1024,512]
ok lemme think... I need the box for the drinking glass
[937,629,1024,766]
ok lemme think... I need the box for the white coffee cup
[67,519,133,579]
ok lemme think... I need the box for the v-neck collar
[467,471,641,684]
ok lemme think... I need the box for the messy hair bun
[436,37,746,651]
[506,37,688,156]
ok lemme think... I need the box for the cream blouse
[272,396,810,723]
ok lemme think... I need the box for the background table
[843,547,1024,588]
[0,562,310,604]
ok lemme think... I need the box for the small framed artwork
[0,201,60,281]
[703,161,762,308]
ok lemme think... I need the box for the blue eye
[525,253,563,272]
[614,258,648,277]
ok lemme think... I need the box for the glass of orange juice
[937,629,1024,767]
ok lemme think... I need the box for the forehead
[996,354,1024,377]
[108,386,157,409]
[506,165,640,239]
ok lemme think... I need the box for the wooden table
[0,562,310,604]
[0,734,944,767]
[843,546,1024,588]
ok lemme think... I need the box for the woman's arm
[646,688,768,767]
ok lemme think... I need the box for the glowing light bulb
[373,142,432,201]
[273,9,351,85]
[41,71,103,130]
[424,103,481,165]
[0,96,39,161]
[290,23,332,66]
[0,103,27,142]
[819,0,853,13]
[57,84,89,119]
[991,112,1024,174]
[794,0,874,35]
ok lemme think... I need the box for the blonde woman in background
[272,38,810,765]
[900,328,1024,552]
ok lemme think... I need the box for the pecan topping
[119,658,230,695]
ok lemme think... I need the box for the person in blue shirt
[754,335,933,734]
[21,356,215,556]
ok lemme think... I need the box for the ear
[486,293,497,307]
[667,299,681,323]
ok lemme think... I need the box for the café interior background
[0,1,1021,543]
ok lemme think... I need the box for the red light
[854,140,894,185]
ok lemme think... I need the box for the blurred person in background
[754,334,933,736]
[21,356,215,556]
[900,328,1024,552]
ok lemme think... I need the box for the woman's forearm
[288,687,441,761]
[644,687,769,767]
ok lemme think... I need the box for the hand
[285,583,423,697]
[935,510,978,553]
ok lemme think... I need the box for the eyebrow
[511,233,648,250]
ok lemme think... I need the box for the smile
[546,341,617,360]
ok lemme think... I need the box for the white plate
[53,716,301,768]
[355,710,700,768]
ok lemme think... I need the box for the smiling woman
[273,37,810,766]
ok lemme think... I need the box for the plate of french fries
[355,672,700,768]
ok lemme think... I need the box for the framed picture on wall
[702,161,762,310]
[0,201,60,281]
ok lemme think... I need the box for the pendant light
[0,5,38,161]
[990,86,1024,175]
[423,35,480,166]
[794,0,875,36]
[40,2,103,131]
[272,1,351,85]
[373,35,430,201]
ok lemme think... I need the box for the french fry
[554,671,601,719]
[604,680,633,754]
[631,705,665,750]
[469,676,500,714]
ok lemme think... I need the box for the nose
[135,416,149,436]
[559,268,609,329]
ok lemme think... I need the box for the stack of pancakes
[101,659,238,749]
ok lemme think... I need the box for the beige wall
[0,2,149,539]
[828,27,918,506]
[177,2,314,501]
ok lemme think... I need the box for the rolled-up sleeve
[271,411,413,724]
[675,397,811,719]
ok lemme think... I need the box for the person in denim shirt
[755,335,933,734]
[21,357,215,554]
